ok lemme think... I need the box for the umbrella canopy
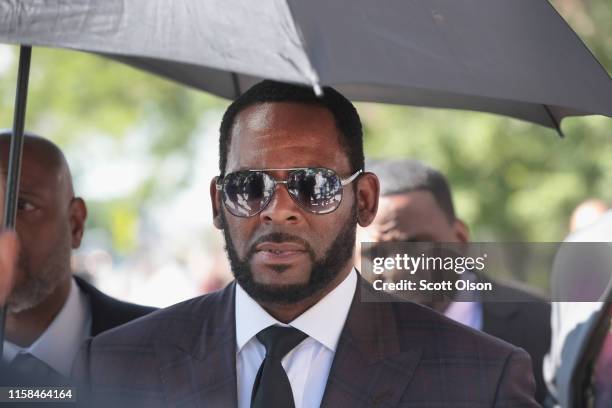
[1,0,611,131]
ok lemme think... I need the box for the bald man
[0,131,155,380]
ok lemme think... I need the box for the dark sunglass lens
[288,168,342,213]
[223,172,273,216]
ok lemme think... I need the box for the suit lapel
[157,282,238,408]
[321,277,422,407]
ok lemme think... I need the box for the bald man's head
[0,131,86,313]
[0,131,75,202]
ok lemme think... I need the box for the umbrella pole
[0,45,32,354]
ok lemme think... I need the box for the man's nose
[259,184,302,225]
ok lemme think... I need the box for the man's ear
[69,197,87,248]
[355,172,379,227]
[210,177,224,230]
[453,218,470,243]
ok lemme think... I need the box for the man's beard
[6,237,71,314]
[221,205,357,304]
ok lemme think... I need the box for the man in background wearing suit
[0,165,77,407]
[358,159,551,404]
[77,81,538,407]
[0,132,155,381]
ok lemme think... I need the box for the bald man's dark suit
[75,276,538,407]
[0,277,155,407]
[480,278,551,405]
[74,275,156,336]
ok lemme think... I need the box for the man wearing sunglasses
[76,81,538,407]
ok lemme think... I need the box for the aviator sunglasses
[216,167,363,217]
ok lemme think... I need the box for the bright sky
[0,45,14,74]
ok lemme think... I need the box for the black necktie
[251,326,308,408]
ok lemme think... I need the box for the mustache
[246,232,315,259]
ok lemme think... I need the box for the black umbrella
[2,0,612,128]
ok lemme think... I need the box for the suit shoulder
[387,301,538,406]
[90,285,232,349]
[392,301,523,356]
[487,280,552,323]
[480,277,551,322]
[360,280,522,355]
[91,292,156,321]
[492,278,550,303]
[75,275,158,335]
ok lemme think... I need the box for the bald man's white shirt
[3,278,92,377]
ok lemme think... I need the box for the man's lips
[253,242,308,263]
[255,242,306,252]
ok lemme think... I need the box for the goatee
[221,205,357,304]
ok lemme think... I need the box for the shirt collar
[443,270,482,330]
[235,268,357,352]
[3,278,92,377]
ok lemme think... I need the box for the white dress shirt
[235,269,357,408]
[3,278,92,377]
[444,299,483,330]
[444,271,483,330]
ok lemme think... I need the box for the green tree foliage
[0,47,227,252]
[0,0,610,252]
[363,0,612,242]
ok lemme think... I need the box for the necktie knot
[256,326,307,359]
[9,352,63,381]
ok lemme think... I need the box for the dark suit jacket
[74,275,156,336]
[481,279,551,405]
[75,277,539,407]
[0,277,156,406]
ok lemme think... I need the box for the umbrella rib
[543,104,564,138]
[231,73,241,99]
[0,45,32,355]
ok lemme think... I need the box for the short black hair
[218,80,363,176]
[369,159,456,222]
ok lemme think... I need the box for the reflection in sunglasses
[218,167,362,217]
